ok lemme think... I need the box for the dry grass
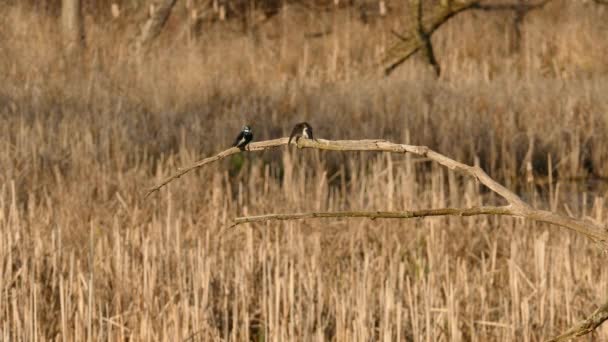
[2,0,608,340]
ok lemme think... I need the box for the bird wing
[233,131,245,146]
[288,125,300,144]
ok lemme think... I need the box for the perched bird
[233,125,253,150]
[288,122,314,145]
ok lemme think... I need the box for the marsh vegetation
[2,0,608,340]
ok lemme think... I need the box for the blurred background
[1,0,608,340]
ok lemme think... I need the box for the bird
[288,122,314,145]
[233,125,253,150]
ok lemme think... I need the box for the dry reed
[1,0,608,340]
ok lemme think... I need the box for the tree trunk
[61,0,84,54]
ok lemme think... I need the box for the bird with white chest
[233,125,253,150]
[288,122,314,145]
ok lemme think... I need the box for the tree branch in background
[415,0,441,76]
[133,0,178,56]
[384,0,479,75]
[383,0,554,75]
[471,0,552,11]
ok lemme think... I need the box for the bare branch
[146,138,516,204]
[384,0,479,75]
[233,204,608,246]
[471,0,552,12]
[415,0,441,76]
[232,206,513,227]
[145,138,289,198]
[384,0,554,74]
[146,137,608,246]
[546,300,608,341]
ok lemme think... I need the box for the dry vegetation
[2,0,608,340]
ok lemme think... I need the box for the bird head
[242,125,251,132]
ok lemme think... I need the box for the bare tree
[383,0,553,76]
[61,0,84,54]
[383,0,478,76]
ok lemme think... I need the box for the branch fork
[146,137,608,340]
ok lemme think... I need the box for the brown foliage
[2,1,608,340]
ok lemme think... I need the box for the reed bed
[1,0,608,340]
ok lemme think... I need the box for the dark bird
[288,122,314,145]
[233,125,253,150]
